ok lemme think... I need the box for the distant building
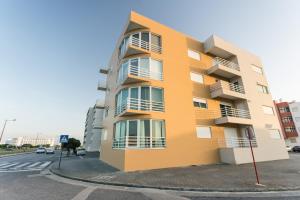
[83,99,104,152]
[5,137,56,147]
[274,100,300,147]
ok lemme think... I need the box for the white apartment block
[83,99,104,152]
[5,137,56,147]
[287,101,300,146]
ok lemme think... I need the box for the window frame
[196,126,212,139]
[193,97,208,109]
[190,72,204,84]
[187,49,201,61]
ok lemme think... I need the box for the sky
[0,0,299,143]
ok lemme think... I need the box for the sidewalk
[50,153,300,192]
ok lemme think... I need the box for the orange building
[98,11,288,171]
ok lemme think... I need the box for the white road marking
[0,163,9,167]
[26,162,42,168]
[37,161,51,168]
[70,187,96,200]
[0,163,19,169]
[12,162,30,169]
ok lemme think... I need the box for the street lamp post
[0,119,16,144]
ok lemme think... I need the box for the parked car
[292,146,300,152]
[45,148,55,154]
[76,148,86,156]
[286,146,292,152]
[36,147,46,154]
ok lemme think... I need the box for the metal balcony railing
[213,57,240,71]
[221,107,251,119]
[112,136,166,149]
[219,137,257,148]
[210,81,245,94]
[130,36,162,54]
[115,98,164,116]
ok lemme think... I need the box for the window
[190,72,204,84]
[262,105,274,115]
[196,126,212,138]
[285,127,296,132]
[279,107,290,113]
[113,119,166,149]
[117,57,163,83]
[115,86,164,115]
[193,98,207,109]
[257,84,269,94]
[269,129,281,139]
[188,49,200,60]
[251,64,263,74]
[282,116,293,123]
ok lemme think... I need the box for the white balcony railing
[128,65,163,81]
[213,57,240,71]
[130,36,162,54]
[221,107,251,119]
[115,98,164,116]
[113,136,166,149]
[219,137,257,148]
[210,81,245,94]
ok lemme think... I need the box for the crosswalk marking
[26,162,41,168]
[12,162,30,169]
[0,163,20,169]
[37,161,51,168]
[0,161,52,172]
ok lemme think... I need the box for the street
[1,153,300,200]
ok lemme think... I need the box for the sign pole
[58,144,63,169]
[246,127,261,186]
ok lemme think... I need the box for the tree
[22,144,33,149]
[62,138,81,155]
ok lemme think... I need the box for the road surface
[0,153,300,200]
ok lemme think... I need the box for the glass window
[140,57,150,72]
[188,49,200,60]
[151,59,163,80]
[196,127,211,138]
[257,84,269,94]
[141,32,149,42]
[151,88,163,102]
[262,105,274,115]
[140,120,150,147]
[151,34,161,47]
[251,64,263,74]
[269,129,281,139]
[190,72,204,83]
[193,98,207,109]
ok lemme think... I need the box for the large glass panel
[130,58,139,76]
[151,59,162,80]
[151,34,161,47]
[128,120,138,146]
[120,121,126,139]
[152,120,165,147]
[140,120,150,147]
[141,87,150,111]
[141,32,149,50]
[122,61,128,81]
[115,122,121,140]
[129,88,139,110]
[151,88,163,111]
[132,33,140,47]
[140,58,150,76]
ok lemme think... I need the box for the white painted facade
[286,102,300,147]
[83,99,104,152]
[5,137,56,147]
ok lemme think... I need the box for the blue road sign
[60,135,69,144]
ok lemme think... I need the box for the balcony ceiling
[125,21,148,33]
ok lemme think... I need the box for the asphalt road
[0,153,300,200]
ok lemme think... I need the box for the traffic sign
[60,135,69,144]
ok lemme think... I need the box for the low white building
[83,99,104,152]
[5,137,56,147]
[288,101,300,146]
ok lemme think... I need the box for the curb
[0,152,33,158]
[49,167,300,193]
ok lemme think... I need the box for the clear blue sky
[0,0,299,143]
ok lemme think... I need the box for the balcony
[119,35,162,58]
[99,67,109,74]
[95,99,105,109]
[119,65,163,84]
[218,137,258,164]
[97,78,107,91]
[207,57,241,79]
[210,80,246,100]
[113,136,166,149]
[115,98,164,116]
[93,120,103,129]
[215,107,251,125]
